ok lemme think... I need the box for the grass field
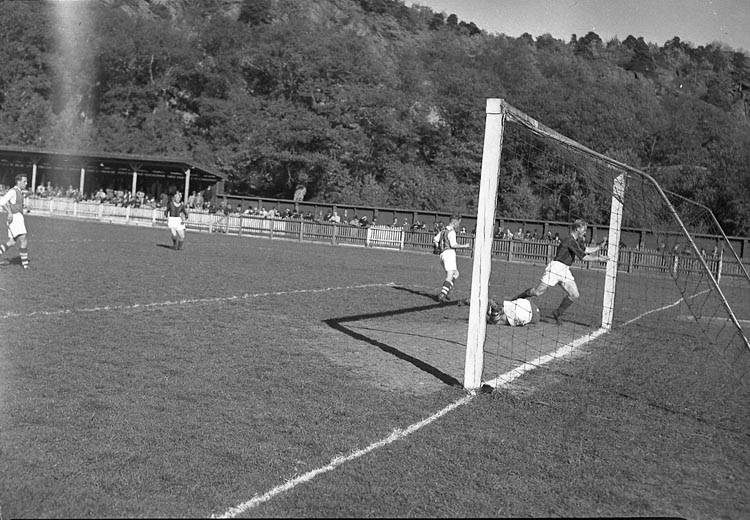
[1,215,749,518]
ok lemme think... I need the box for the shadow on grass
[324,301,463,388]
[0,256,22,266]
[390,285,439,302]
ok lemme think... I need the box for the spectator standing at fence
[165,191,189,250]
[433,214,472,302]
[515,219,606,324]
[0,174,30,269]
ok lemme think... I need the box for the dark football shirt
[165,201,188,218]
[554,234,587,266]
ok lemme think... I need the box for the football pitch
[1,216,748,518]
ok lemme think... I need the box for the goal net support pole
[602,173,626,330]
[464,99,506,390]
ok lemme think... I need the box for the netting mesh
[474,105,749,426]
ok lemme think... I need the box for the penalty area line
[0,282,395,320]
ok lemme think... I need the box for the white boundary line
[483,328,608,388]
[213,292,699,518]
[676,315,750,325]
[211,394,474,518]
[0,283,394,320]
[620,288,710,327]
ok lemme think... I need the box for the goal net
[464,99,750,415]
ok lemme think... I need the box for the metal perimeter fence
[27,198,748,281]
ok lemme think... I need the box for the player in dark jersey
[164,191,189,250]
[515,219,607,324]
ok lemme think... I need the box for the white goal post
[463,98,750,391]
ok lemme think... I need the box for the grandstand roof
[0,145,226,182]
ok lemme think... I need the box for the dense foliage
[1,0,749,234]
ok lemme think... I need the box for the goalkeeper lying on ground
[459,297,541,326]
[487,297,541,327]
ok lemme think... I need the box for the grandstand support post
[31,161,38,193]
[184,168,191,200]
[131,170,138,196]
[79,167,85,195]
[464,98,506,391]
[602,173,625,330]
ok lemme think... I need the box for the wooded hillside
[1,0,748,234]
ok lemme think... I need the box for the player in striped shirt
[433,214,472,302]
[0,174,30,269]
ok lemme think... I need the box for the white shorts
[7,213,27,239]
[440,249,458,273]
[540,260,578,295]
[167,216,185,232]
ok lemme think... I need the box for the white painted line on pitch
[0,283,395,320]
[211,393,475,519]
[213,288,705,518]
[676,315,750,325]
[620,288,710,327]
[483,328,609,389]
